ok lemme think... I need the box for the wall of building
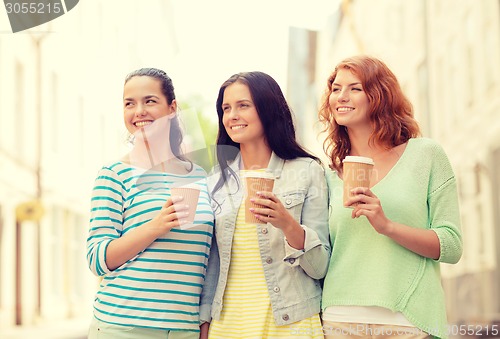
[0,0,178,329]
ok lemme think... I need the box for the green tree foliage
[179,95,218,172]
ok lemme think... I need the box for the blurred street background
[0,0,499,337]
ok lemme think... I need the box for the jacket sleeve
[199,172,221,323]
[283,160,331,279]
[86,166,124,276]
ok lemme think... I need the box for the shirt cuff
[199,303,212,324]
[283,225,320,266]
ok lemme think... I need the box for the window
[0,204,3,306]
[71,214,86,298]
[481,0,500,91]
[50,72,59,152]
[49,206,63,297]
[417,62,431,136]
[15,62,25,159]
[491,147,500,314]
[492,148,500,257]
[78,97,84,166]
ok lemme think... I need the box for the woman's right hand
[147,196,190,237]
[105,196,190,271]
[199,322,210,339]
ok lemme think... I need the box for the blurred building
[0,0,177,330]
[287,27,321,157]
[288,0,500,327]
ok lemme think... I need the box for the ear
[167,99,178,120]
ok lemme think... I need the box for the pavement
[0,317,89,339]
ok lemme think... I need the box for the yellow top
[209,174,323,338]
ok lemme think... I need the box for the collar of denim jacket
[267,152,284,179]
[228,151,283,179]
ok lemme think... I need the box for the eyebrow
[332,82,362,87]
[123,95,160,101]
[222,99,252,105]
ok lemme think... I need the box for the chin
[229,137,243,144]
[334,118,350,126]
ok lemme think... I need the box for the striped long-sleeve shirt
[86,161,214,331]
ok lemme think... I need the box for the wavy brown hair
[318,55,421,172]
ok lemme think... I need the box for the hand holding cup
[171,186,200,229]
[342,156,374,208]
[243,171,274,224]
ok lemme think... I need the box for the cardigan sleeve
[427,141,463,264]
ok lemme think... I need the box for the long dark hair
[125,68,190,165]
[318,56,420,172]
[213,71,318,194]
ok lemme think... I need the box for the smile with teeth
[135,121,153,127]
[337,107,354,112]
[231,125,247,130]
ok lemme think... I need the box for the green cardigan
[322,137,463,339]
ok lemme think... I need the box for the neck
[240,142,272,170]
[347,127,386,158]
[128,135,176,170]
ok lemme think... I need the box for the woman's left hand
[346,187,394,235]
[347,187,442,259]
[250,191,296,231]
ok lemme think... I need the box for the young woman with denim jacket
[199,71,330,339]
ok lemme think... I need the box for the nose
[135,103,147,117]
[337,89,350,103]
[226,108,239,120]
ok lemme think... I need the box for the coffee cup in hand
[342,156,374,208]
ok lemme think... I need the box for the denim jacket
[200,152,330,326]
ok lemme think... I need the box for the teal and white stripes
[86,161,214,331]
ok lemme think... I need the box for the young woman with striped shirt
[86,68,214,339]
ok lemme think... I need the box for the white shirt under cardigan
[322,306,414,326]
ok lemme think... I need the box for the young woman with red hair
[319,55,462,339]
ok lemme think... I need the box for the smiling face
[123,75,176,134]
[221,82,266,146]
[328,68,371,129]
